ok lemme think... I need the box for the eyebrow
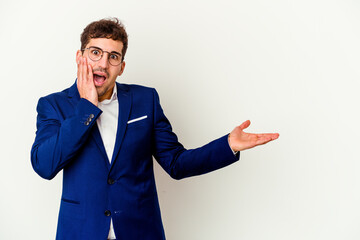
[89,46,122,56]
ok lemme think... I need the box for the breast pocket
[127,115,149,129]
[124,115,152,148]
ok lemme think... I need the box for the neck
[98,85,115,102]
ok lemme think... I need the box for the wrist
[228,134,238,154]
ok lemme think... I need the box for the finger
[239,120,251,130]
[257,133,280,144]
[254,133,279,139]
[82,58,87,81]
[87,63,93,81]
[272,133,280,140]
[263,133,279,140]
[255,135,273,145]
[82,57,88,83]
[77,57,81,86]
[78,57,84,85]
[77,57,82,76]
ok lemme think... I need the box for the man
[31,18,279,240]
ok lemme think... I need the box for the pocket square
[127,115,148,124]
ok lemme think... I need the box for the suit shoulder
[118,83,155,92]
[118,83,160,104]
[118,83,159,97]
[37,86,73,108]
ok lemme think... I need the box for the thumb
[239,120,251,130]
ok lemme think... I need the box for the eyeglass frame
[81,46,123,66]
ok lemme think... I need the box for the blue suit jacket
[31,82,239,240]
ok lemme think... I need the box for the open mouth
[93,72,107,87]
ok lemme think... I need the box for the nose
[98,52,110,69]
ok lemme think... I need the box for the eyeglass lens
[88,47,121,66]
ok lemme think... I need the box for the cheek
[117,67,124,76]
[87,62,96,71]
[109,69,122,77]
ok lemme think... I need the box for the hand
[228,120,279,152]
[77,57,98,106]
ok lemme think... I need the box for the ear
[76,50,83,64]
[118,61,126,76]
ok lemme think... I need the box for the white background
[1,0,360,239]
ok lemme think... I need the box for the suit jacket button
[104,210,111,217]
[84,121,90,126]
[89,114,94,119]
[108,178,115,185]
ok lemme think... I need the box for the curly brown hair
[80,18,128,61]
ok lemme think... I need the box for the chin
[96,88,106,97]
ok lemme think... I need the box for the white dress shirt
[96,84,118,240]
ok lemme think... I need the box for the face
[76,38,126,101]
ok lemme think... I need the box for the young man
[31,18,279,240]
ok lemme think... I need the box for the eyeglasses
[82,47,122,66]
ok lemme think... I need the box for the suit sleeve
[151,89,239,180]
[31,97,102,180]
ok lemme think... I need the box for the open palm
[228,120,279,152]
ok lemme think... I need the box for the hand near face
[77,57,98,106]
[228,120,279,152]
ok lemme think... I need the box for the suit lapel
[91,125,110,168]
[110,83,132,168]
[67,81,80,108]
